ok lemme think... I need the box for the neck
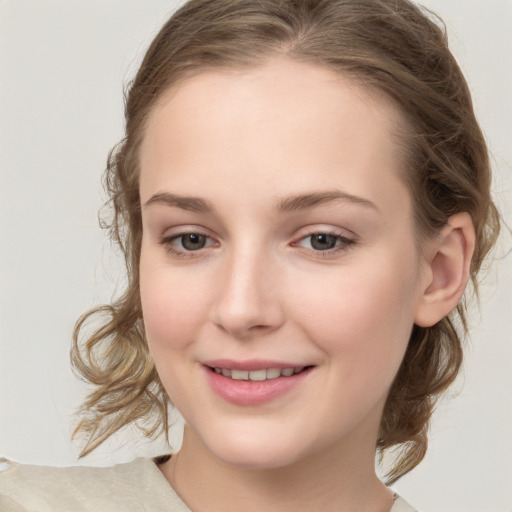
[160,426,393,512]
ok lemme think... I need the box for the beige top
[0,457,418,512]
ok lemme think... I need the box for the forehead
[139,56,410,218]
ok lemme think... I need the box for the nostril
[249,324,270,331]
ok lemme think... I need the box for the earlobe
[414,212,476,327]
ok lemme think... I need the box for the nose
[210,246,285,339]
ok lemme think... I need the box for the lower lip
[203,366,313,406]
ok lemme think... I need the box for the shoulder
[0,456,190,512]
[391,492,420,512]
[0,457,150,512]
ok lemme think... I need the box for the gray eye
[180,233,208,251]
[309,234,339,251]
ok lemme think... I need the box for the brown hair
[71,0,500,484]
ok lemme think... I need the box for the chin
[216,446,301,471]
[203,426,306,471]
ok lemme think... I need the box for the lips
[202,360,314,406]
[212,366,306,381]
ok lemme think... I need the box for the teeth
[231,370,249,380]
[214,366,305,381]
[249,369,266,381]
[266,368,281,380]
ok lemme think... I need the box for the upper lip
[203,359,312,371]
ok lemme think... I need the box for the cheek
[139,257,210,355]
[290,253,418,381]
[139,256,215,411]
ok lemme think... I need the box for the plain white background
[1,1,511,511]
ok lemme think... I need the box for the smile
[211,367,306,381]
[203,362,314,406]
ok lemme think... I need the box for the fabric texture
[0,456,418,511]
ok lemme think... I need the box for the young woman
[0,1,503,511]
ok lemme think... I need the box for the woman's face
[139,57,431,469]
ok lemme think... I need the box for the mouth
[207,366,312,381]
[202,360,315,405]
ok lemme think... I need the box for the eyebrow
[275,190,379,213]
[143,189,379,213]
[144,192,213,212]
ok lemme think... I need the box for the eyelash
[292,231,356,257]
[159,232,217,259]
[159,230,356,259]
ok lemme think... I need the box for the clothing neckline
[146,455,417,512]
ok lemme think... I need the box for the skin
[138,57,475,512]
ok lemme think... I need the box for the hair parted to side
[71,0,500,483]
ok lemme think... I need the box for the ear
[414,212,476,327]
